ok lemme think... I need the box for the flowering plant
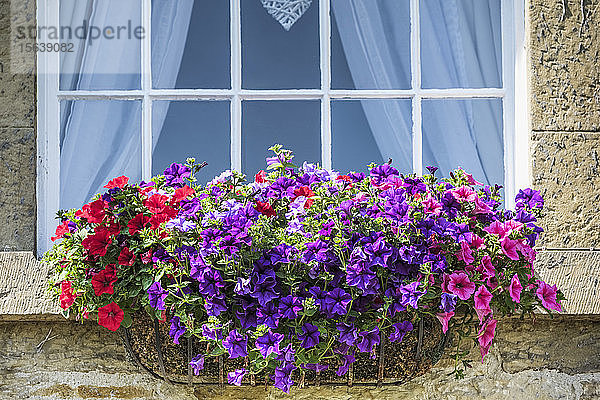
[46,145,562,392]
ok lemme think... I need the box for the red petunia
[127,213,150,235]
[293,186,315,208]
[149,206,178,229]
[144,194,169,214]
[172,185,195,203]
[255,201,276,217]
[82,228,112,256]
[79,199,107,224]
[97,302,124,331]
[255,170,267,183]
[336,175,353,183]
[91,265,117,296]
[51,221,70,242]
[104,175,129,189]
[59,281,77,309]
[118,247,136,266]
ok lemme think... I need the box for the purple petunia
[189,354,205,375]
[357,327,380,353]
[324,288,352,316]
[255,330,284,358]
[163,163,191,187]
[227,368,246,386]
[298,323,320,348]
[168,316,186,345]
[146,281,168,311]
[389,321,413,343]
[278,295,303,319]
[336,322,358,346]
[222,330,248,359]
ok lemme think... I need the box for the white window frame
[36,0,528,254]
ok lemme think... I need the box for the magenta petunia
[509,274,523,303]
[500,237,520,261]
[436,312,454,333]
[478,318,497,360]
[474,285,493,316]
[447,272,476,300]
[451,186,477,202]
[536,281,562,312]
[456,240,475,265]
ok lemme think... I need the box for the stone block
[529,0,600,131]
[0,0,35,128]
[535,250,600,314]
[0,128,35,251]
[531,131,600,247]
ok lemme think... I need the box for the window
[37,0,527,253]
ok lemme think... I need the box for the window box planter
[45,146,562,392]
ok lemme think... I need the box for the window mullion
[141,0,152,180]
[231,0,242,172]
[410,0,422,176]
[320,0,332,170]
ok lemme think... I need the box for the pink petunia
[436,312,455,334]
[474,285,493,315]
[478,318,497,361]
[483,221,510,238]
[509,274,523,303]
[477,255,495,278]
[451,186,477,202]
[422,195,442,215]
[464,171,484,186]
[504,219,524,232]
[470,235,486,250]
[500,237,520,261]
[473,196,492,214]
[536,281,562,312]
[456,241,475,265]
[447,272,476,300]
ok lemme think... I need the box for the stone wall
[0,0,36,252]
[1,316,599,400]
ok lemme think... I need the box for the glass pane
[59,0,141,90]
[331,0,411,90]
[152,101,230,183]
[242,0,320,89]
[152,0,230,89]
[420,0,502,89]
[60,100,141,209]
[242,101,320,176]
[422,99,503,186]
[332,100,412,174]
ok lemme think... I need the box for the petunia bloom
[298,323,320,348]
[436,312,455,334]
[91,265,117,296]
[189,354,205,375]
[255,330,284,359]
[389,321,413,343]
[169,316,186,344]
[357,327,380,353]
[474,285,493,316]
[509,274,523,303]
[536,281,562,312]
[146,281,168,310]
[227,369,246,386]
[223,330,248,359]
[447,272,476,300]
[97,302,124,331]
[164,163,191,187]
[59,280,77,309]
[478,318,497,360]
[104,175,129,189]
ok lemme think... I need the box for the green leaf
[121,312,133,329]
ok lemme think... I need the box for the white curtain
[332,0,503,184]
[60,0,193,209]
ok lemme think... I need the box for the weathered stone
[531,131,600,248]
[0,252,59,316]
[0,128,35,251]
[0,0,35,128]
[0,320,598,400]
[529,0,600,131]
[535,251,600,314]
[495,316,600,374]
